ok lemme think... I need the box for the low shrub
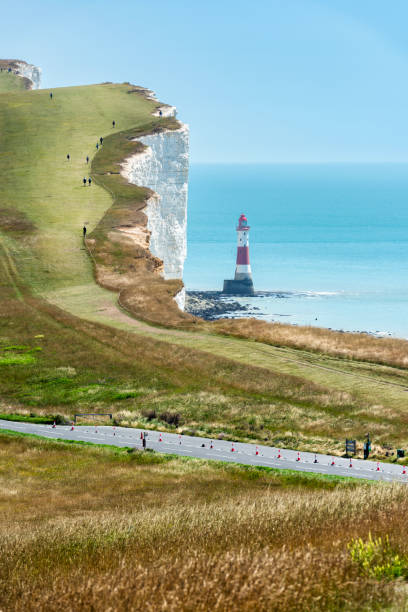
[159,411,181,427]
[348,534,408,580]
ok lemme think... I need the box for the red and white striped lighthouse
[223,214,255,295]
[235,214,252,283]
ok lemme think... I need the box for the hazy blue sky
[3,0,408,162]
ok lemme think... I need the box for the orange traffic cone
[296,452,300,462]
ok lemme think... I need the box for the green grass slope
[0,71,407,459]
[0,77,191,327]
[0,82,156,294]
[0,70,28,92]
[0,60,34,91]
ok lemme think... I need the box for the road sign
[346,439,356,455]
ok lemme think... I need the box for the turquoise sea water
[184,164,408,338]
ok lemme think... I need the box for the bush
[159,411,181,427]
[348,533,408,580]
[55,414,70,425]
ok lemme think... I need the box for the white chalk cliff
[15,61,41,89]
[121,113,189,309]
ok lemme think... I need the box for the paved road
[1,419,407,483]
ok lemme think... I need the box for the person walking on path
[96,142,99,150]
[83,226,87,238]
[88,177,92,186]
[99,136,103,145]
[112,120,116,128]
[83,177,87,186]
[66,154,70,161]
[49,92,53,99]
[86,155,89,164]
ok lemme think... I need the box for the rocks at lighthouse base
[185,291,259,320]
[222,278,255,296]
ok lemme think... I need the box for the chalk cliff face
[121,122,189,309]
[15,61,41,89]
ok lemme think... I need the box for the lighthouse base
[222,278,255,296]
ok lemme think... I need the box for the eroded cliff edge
[87,86,195,328]
[0,59,41,89]
[121,123,189,309]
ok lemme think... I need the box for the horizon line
[190,160,408,165]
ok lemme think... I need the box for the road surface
[0,419,406,483]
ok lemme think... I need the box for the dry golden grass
[14,549,394,612]
[210,317,408,369]
[1,434,407,611]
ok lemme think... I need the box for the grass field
[0,71,28,92]
[1,67,408,609]
[0,81,155,294]
[2,432,408,611]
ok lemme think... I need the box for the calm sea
[184,164,408,338]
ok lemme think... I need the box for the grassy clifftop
[0,78,190,325]
[0,61,30,91]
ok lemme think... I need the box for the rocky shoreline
[184,291,394,337]
[185,291,262,320]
